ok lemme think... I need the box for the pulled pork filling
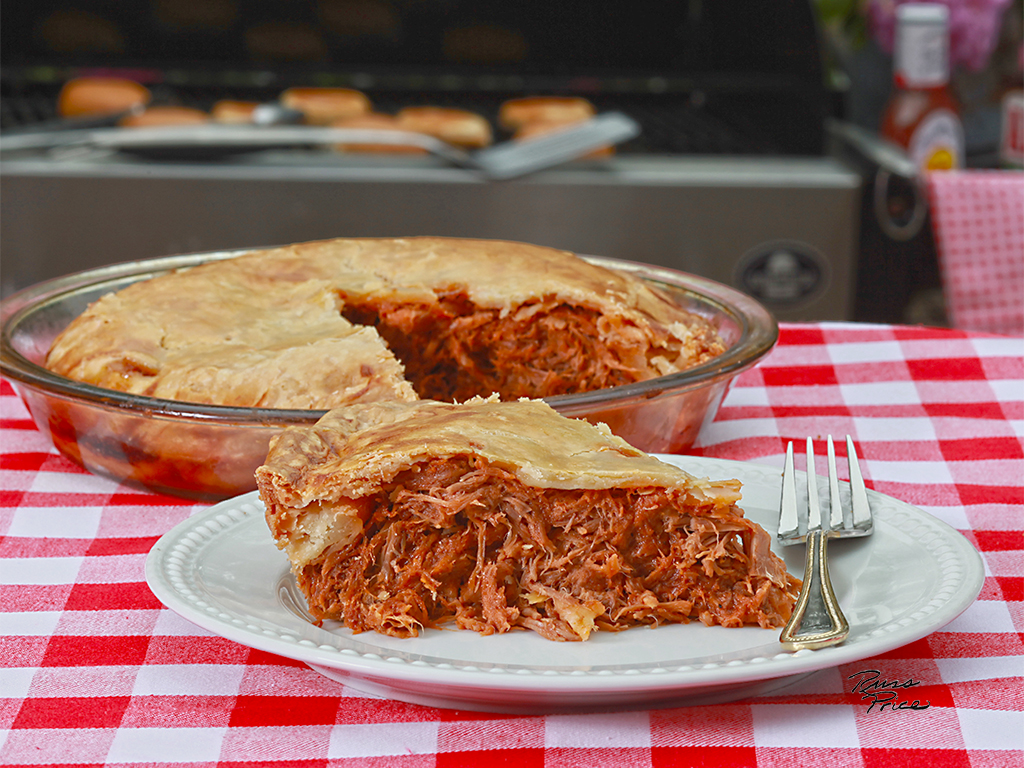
[299,456,800,641]
[341,292,721,402]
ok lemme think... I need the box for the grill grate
[0,80,782,156]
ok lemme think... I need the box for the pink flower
[867,0,1013,71]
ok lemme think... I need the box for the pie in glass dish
[45,236,726,407]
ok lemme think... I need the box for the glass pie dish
[1,249,778,500]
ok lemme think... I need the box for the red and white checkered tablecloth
[2,322,1022,766]
[928,170,1024,337]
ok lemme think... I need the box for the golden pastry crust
[256,398,799,640]
[258,397,702,568]
[263,236,710,334]
[46,236,724,409]
[45,257,417,408]
[259,397,699,517]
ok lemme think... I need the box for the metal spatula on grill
[0,111,640,179]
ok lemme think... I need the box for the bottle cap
[897,3,949,25]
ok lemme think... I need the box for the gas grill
[1,1,875,321]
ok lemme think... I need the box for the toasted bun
[498,96,595,131]
[57,77,151,118]
[118,106,209,128]
[396,106,493,148]
[331,113,429,154]
[280,87,371,125]
[211,100,260,123]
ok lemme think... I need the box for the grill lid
[1,1,828,156]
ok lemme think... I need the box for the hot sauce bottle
[880,3,965,174]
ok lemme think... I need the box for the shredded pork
[298,456,801,641]
[341,292,723,401]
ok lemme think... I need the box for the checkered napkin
[2,322,1022,766]
[928,170,1024,337]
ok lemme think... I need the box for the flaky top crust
[45,237,721,409]
[257,398,739,505]
[256,398,744,568]
[268,236,692,324]
[44,264,417,408]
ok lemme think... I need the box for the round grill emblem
[737,242,828,307]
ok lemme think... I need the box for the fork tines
[846,436,872,533]
[779,441,800,541]
[779,435,872,541]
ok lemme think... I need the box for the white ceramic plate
[145,455,984,714]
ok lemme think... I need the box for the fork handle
[780,530,850,650]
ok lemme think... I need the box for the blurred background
[1,0,1021,324]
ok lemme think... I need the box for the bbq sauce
[880,3,964,174]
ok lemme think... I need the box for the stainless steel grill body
[0,153,860,320]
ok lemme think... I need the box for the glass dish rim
[0,247,778,422]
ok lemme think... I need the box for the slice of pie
[256,398,800,641]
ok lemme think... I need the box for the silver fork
[778,436,873,651]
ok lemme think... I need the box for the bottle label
[896,19,949,88]
[908,109,964,172]
[1001,91,1024,168]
